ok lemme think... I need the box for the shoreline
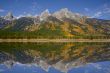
[0,39,110,42]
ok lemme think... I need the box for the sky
[0,61,110,73]
[0,0,110,19]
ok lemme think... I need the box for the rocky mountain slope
[0,8,110,38]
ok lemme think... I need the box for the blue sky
[0,0,110,19]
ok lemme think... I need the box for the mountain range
[0,8,110,38]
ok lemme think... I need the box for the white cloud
[85,70,89,73]
[31,1,40,10]
[84,8,89,12]
[103,7,110,13]
[23,11,27,14]
[0,69,4,72]
[0,9,5,12]
[27,14,32,17]
[91,4,110,18]
[92,12,102,18]
[32,2,38,8]
[90,63,102,70]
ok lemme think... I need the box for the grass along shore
[0,39,110,42]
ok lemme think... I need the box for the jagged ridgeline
[0,8,110,38]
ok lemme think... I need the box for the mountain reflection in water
[0,42,110,73]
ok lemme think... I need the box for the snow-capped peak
[4,12,14,20]
[40,9,51,20]
[52,8,82,21]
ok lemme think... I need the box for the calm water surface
[0,42,110,73]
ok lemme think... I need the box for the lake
[0,42,110,73]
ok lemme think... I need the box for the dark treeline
[0,30,110,39]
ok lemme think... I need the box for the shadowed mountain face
[0,43,110,72]
[0,9,110,38]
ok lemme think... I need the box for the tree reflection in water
[0,42,110,73]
